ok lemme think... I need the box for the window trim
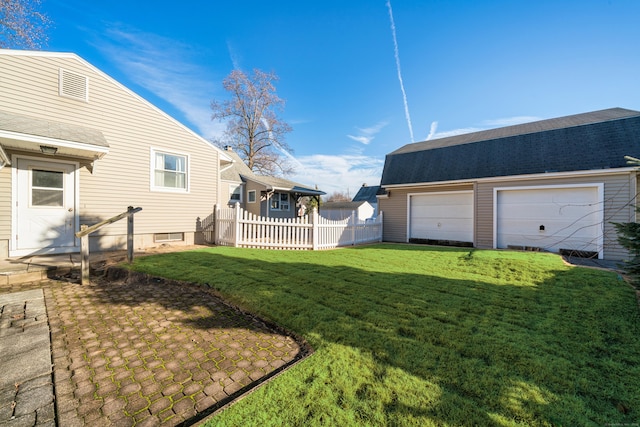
[248,190,257,203]
[150,148,190,193]
[270,191,291,211]
[30,168,65,208]
[154,232,184,243]
[229,183,243,203]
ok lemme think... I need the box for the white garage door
[496,186,602,255]
[410,192,474,243]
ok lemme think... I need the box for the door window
[31,169,64,207]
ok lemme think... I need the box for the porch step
[0,263,77,287]
[0,266,53,286]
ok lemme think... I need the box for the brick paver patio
[6,272,306,426]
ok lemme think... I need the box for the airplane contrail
[427,121,438,140]
[386,0,415,143]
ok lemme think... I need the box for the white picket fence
[212,204,383,250]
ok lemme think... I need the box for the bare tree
[211,68,294,176]
[324,191,351,202]
[0,0,50,49]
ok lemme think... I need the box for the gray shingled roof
[381,108,640,186]
[0,110,109,148]
[221,149,325,195]
[352,185,380,203]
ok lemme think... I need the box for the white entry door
[14,158,77,255]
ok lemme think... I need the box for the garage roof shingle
[381,108,640,186]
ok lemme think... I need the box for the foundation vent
[59,68,89,102]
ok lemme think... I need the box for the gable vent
[59,68,89,101]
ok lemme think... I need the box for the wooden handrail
[76,206,142,238]
[77,206,142,285]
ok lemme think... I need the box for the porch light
[40,145,58,155]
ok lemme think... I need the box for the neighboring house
[320,201,375,222]
[379,108,640,260]
[0,49,233,257]
[352,184,382,217]
[219,147,324,218]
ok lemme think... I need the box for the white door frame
[492,183,604,259]
[10,154,80,256]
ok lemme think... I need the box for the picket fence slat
[210,204,382,250]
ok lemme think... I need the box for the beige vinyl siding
[379,184,473,242]
[476,172,636,260]
[0,53,221,251]
[379,189,408,242]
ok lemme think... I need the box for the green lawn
[128,244,640,426]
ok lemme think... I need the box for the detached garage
[379,108,640,261]
[494,185,603,257]
[409,191,473,244]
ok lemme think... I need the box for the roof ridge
[391,107,640,155]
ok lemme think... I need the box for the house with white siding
[352,184,381,217]
[320,201,375,222]
[378,108,640,260]
[0,49,232,257]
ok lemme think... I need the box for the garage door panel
[499,218,601,231]
[412,218,473,241]
[500,188,595,204]
[498,232,597,251]
[496,187,601,254]
[413,205,472,219]
[410,192,473,243]
[498,204,600,221]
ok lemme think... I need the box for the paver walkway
[1,274,306,426]
[0,289,55,426]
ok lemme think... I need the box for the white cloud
[347,121,388,145]
[287,154,384,196]
[347,135,373,144]
[90,24,226,140]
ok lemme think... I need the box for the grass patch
[128,244,640,426]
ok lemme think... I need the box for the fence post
[312,207,319,250]
[351,210,356,245]
[234,203,241,247]
[213,204,219,245]
[378,211,384,242]
[127,206,134,263]
[80,224,89,285]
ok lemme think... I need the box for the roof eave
[0,130,109,160]
[381,167,637,189]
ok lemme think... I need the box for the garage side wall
[476,172,636,260]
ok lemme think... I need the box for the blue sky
[42,0,640,195]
